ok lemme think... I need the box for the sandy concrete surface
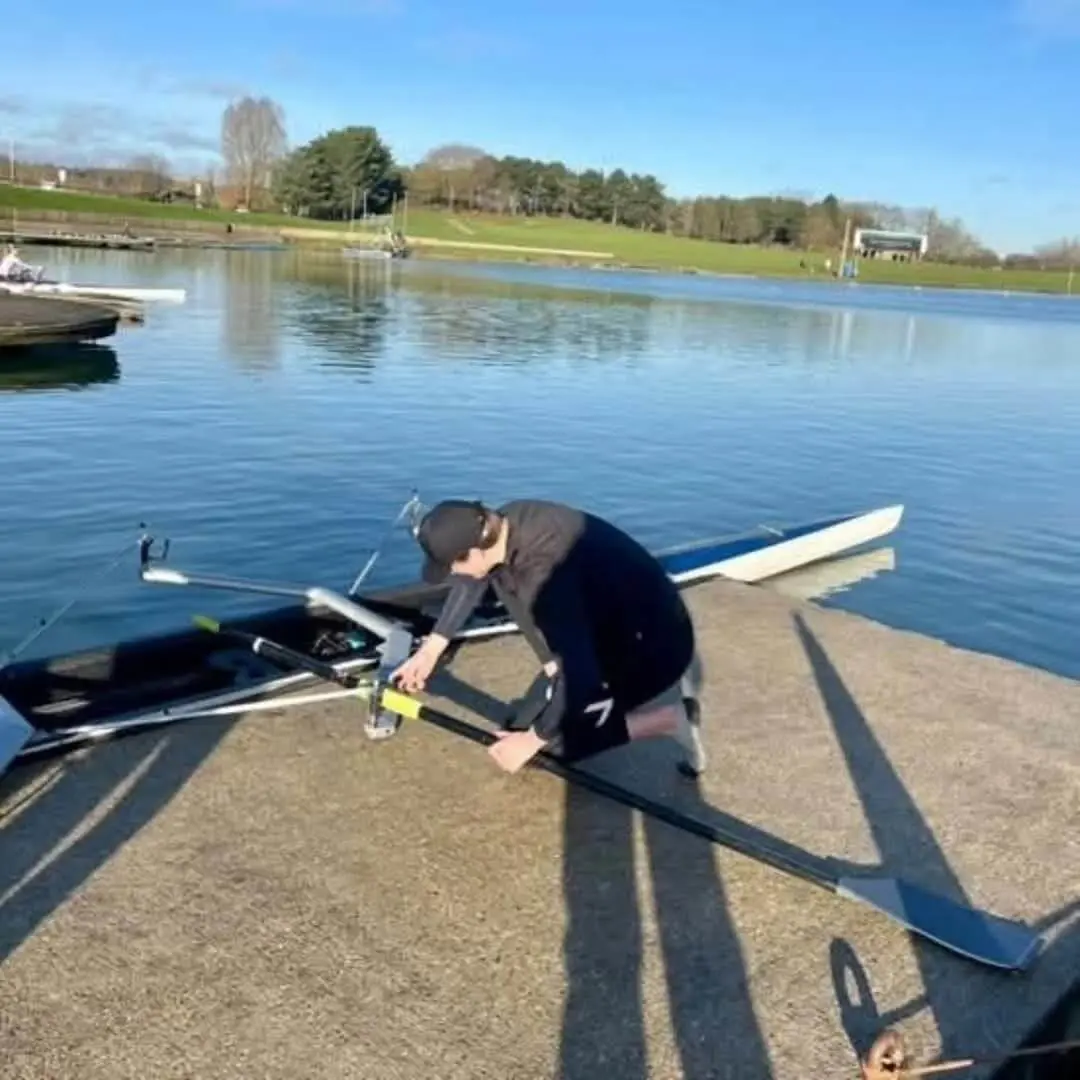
[1,577,1077,1080]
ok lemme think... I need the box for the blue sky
[1,0,1078,252]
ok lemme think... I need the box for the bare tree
[127,153,172,197]
[1034,237,1080,269]
[414,143,488,210]
[221,95,287,209]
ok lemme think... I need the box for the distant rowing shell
[0,280,187,304]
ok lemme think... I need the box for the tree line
[222,93,1005,261]
[9,93,1068,266]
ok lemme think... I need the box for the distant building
[852,227,928,262]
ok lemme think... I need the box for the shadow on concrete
[792,609,987,1060]
[0,717,235,967]
[431,640,1078,1080]
[829,938,928,1062]
[557,777,773,1080]
[793,612,1080,1074]
[991,898,1080,1080]
[830,897,1080,1079]
[429,666,773,1080]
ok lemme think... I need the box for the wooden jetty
[0,227,156,252]
[0,293,119,349]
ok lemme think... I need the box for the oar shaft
[194,619,832,893]
[204,622,364,689]
[379,687,834,893]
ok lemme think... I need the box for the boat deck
[1,577,1077,1079]
[0,294,119,349]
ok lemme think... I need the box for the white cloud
[13,100,220,169]
[133,67,251,101]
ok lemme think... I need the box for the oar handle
[190,617,832,893]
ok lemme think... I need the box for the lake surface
[2,246,1079,683]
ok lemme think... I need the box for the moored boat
[0,501,903,774]
[0,242,184,305]
[0,280,187,304]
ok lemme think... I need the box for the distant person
[0,244,37,281]
[391,497,706,777]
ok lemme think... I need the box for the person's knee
[626,701,684,740]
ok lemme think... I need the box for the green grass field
[1,183,1074,294]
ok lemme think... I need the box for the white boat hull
[342,248,392,260]
[2,502,905,774]
[456,505,905,640]
[687,504,905,584]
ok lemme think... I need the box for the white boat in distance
[0,243,186,304]
[0,279,187,304]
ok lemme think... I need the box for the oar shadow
[0,715,237,966]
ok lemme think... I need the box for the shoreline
[2,575,1077,1079]
[2,198,1076,296]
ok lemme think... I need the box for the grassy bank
[2,182,1074,294]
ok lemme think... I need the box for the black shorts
[551,649,700,763]
[509,617,700,765]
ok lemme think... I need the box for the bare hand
[391,642,439,693]
[488,729,547,773]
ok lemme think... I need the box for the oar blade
[836,876,1044,972]
[1,695,35,777]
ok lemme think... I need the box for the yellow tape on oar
[380,686,423,721]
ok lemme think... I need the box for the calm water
[2,246,1079,682]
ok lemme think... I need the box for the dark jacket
[433,499,694,739]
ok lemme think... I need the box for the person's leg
[506,651,705,773]
[625,650,706,777]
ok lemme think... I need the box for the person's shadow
[558,768,773,1079]
[430,668,774,1080]
[0,715,237,967]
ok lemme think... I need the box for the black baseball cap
[415,499,489,583]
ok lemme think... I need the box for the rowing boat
[0,280,187,304]
[0,501,903,771]
[0,498,1050,972]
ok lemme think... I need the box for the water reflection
[3,250,1078,681]
[197,248,1053,385]
[767,547,897,603]
[221,250,282,371]
[398,269,658,368]
[0,344,119,394]
[383,263,995,377]
[280,252,393,378]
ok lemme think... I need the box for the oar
[192,616,1045,974]
[191,615,361,688]
[0,697,35,776]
